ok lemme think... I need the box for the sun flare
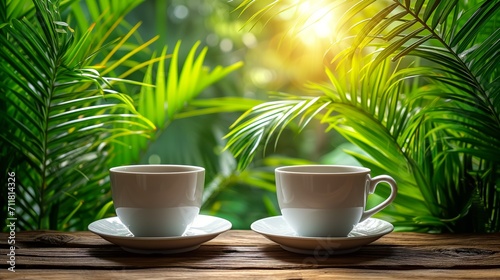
[284,0,339,45]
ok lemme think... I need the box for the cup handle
[360,175,397,222]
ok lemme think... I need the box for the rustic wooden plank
[1,268,500,279]
[1,230,499,280]
[6,244,498,270]
[3,230,500,248]
[1,231,499,270]
[374,231,500,247]
[0,230,111,248]
[0,230,271,248]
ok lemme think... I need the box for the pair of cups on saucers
[88,164,397,255]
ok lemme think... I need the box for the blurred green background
[2,0,498,233]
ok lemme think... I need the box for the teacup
[275,165,397,237]
[109,164,204,237]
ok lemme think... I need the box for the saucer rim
[250,216,394,240]
[88,214,232,240]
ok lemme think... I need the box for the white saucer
[251,216,393,255]
[88,215,232,254]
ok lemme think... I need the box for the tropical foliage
[0,0,251,230]
[226,0,500,232]
[3,0,498,233]
[1,0,146,230]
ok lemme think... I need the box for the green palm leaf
[231,0,499,232]
[1,0,154,230]
[224,96,331,170]
[110,40,245,167]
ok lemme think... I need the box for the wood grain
[2,268,500,280]
[1,230,499,279]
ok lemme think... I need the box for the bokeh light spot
[148,154,161,164]
[220,38,233,52]
[173,5,189,20]
[242,33,257,48]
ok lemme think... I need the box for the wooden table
[1,230,499,279]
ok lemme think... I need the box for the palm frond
[232,0,499,232]
[1,0,154,230]
[224,95,331,170]
[110,40,245,167]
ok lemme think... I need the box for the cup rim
[110,164,205,174]
[275,165,370,174]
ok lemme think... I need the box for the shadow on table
[259,244,396,268]
[87,244,231,268]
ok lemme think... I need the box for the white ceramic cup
[275,165,397,237]
[109,164,204,237]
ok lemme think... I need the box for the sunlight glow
[250,0,349,89]
[290,1,339,45]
